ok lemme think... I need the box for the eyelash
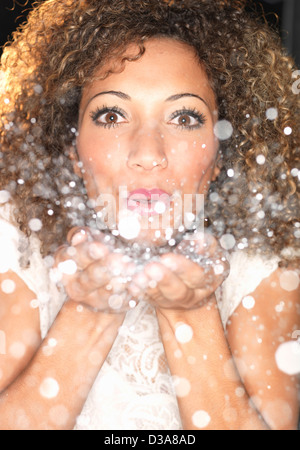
[169,108,207,130]
[90,105,126,128]
[90,106,207,130]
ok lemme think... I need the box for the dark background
[0,0,299,66]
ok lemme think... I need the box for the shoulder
[227,261,300,367]
[0,270,41,392]
[232,262,299,319]
[217,250,280,325]
[0,202,46,289]
[226,263,299,429]
[0,203,66,337]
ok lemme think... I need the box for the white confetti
[220,234,236,250]
[129,300,137,309]
[266,107,278,121]
[242,296,255,310]
[39,377,60,399]
[213,264,224,275]
[49,405,70,427]
[48,338,57,348]
[118,216,141,240]
[108,294,124,310]
[175,323,193,344]
[172,376,191,397]
[209,192,219,202]
[57,259,77,275]
[256,154,266,165]
[284,126,292,135]
[154,201,167,214]
[214,120,233,140]
[9,341,26,359]
[34,84,43,94]
[291,168,298,177]
[235,387,245,397]
[192,410,211,428]
[275,341,300,375]
[30,299,39,309]
[257,210,265,219]
[1,279,16,294]
[29,218,42,232]
[279,271,299,291]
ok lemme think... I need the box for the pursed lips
[127,188,171,216]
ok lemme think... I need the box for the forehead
[80,38,216,111]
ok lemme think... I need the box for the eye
[90,106,127,128]
[169,108,206,130]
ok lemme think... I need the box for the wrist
[64,298,126,329]
[156,294,218,323]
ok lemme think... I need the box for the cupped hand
[129,233,230,311]
[54,227,137,313]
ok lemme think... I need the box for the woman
[0,0,299,430]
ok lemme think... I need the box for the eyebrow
[89,90,208,104]
[166,93,208,107]
[88,90,131,103]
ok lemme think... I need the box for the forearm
[0,300,125,430]
[156,297,269,430]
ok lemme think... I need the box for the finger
[54,240,109,271]
[67,227,109,247]
[54,244,78,272]
[66,226,92,245]
[163,252,229,289]
[177,233,229,281]
[80,289,130,313]
[180,232,219,258]
[65,262,111,300]
[64,253,135,299]
[142,258,224,309]
[67,227,110,268]
[143,262,191,303]
[160,253,206,289]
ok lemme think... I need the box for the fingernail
[71,229,89,246]
[134,273,149,288]
[88,242,107,260]
[145,264,164,281]
[161,257,177,271]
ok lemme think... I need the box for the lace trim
[75,302,182,430]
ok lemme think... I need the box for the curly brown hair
[0,0,299,260]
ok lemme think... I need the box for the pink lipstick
[127,188,171,216]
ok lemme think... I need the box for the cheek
[172,134,217,177]
[76,132,122,200]
[77,131,121,174]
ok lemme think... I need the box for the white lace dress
[0,204,280,430]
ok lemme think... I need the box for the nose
[127,127,168,171]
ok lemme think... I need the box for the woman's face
[77,38,219,245]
